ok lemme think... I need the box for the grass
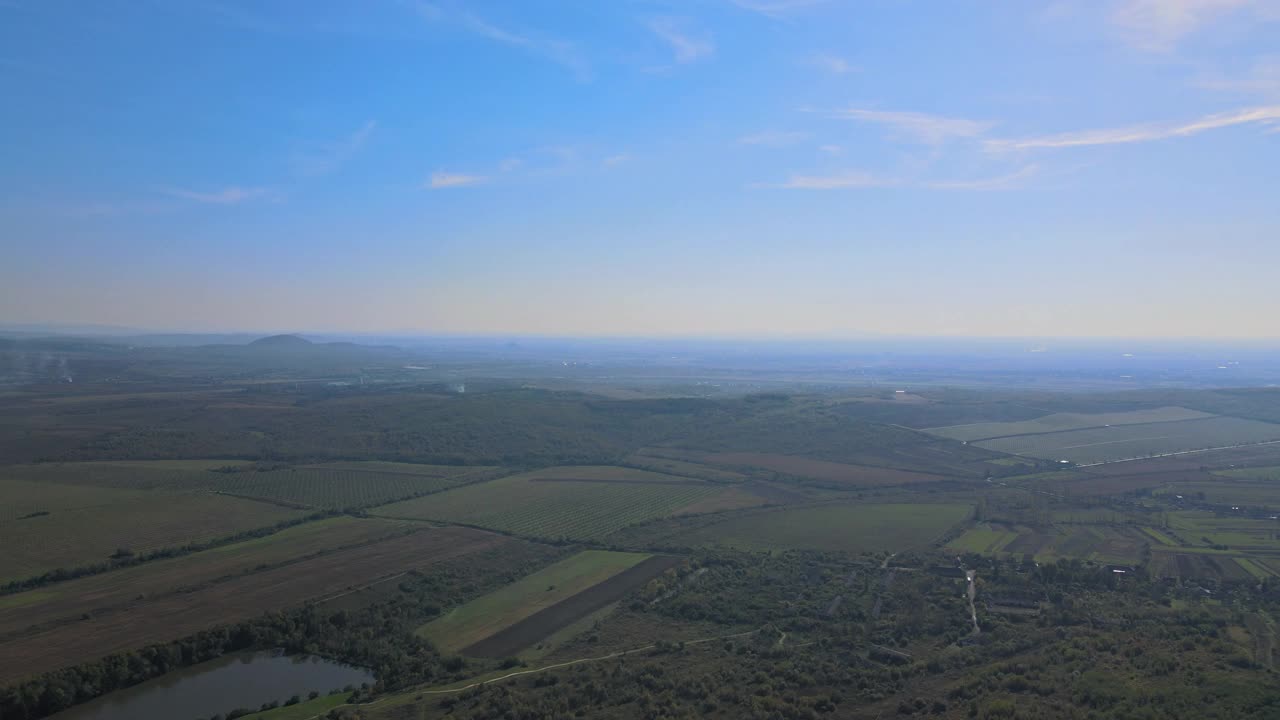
[667,503,972,553]
[1139,526,1180,546]
[374,469,720,541]
[948,524,1019,554]
[0,477,154,521]
[239,692,353,720]
[416,550,650,653]
[1213,466,1280,482]
[0,493,306,582]
[974,416,1280,465]
[1235,557,1276,580]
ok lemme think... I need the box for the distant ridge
[248,334,312,348]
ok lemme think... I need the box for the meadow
[926,406,1215,442]
[373,468,724,541]
[663,502,972,553]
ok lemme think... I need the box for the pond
[50,650,374,720]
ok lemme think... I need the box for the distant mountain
[248,334,313,348]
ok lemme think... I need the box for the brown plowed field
[0,526,509,684]
[702,453,950,487]
[460,555,682,658]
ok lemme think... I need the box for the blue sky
[2,0,1278,338]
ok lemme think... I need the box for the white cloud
[1109,0,1278,51]
[927,165,1039,191]
[162,186,275,204]
[807,54,858,75]
[649,18,714,64]
[739,130,809,147]
[985,105,1280,150]
[418,4,591,80]
[769,170,895,190]
[292,120,376,177]
[730,0,831,18]
[830,108,993,144]
[427,172,487,189]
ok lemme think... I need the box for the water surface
[50,650,373,720]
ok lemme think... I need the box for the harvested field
[417,550,650,653]
[1032,471,1193,497]
[0,527,510,685]
[975,417,1280,465]
[665,503,972,553]
[672,486,776,516]
[927,407,1215,442]
[0,493,306,583]
[374,470,720,541]
[0,517,419,639]
[460,555,682,658]
[1150,550,1257,581]
[700,453,951,487]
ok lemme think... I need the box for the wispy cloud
[985,105,1280,150]
[730,0,831,19]
[807,54,858,75]
[1109,0,1277,51]
[418,3,591,80]
[818,144,843,155]
[602,153,631,167]
[739,130,809,147]
[927,165,1039,190]
[829,108,994,144]
[162,186,275,204]
[1195,56,1280,98]
[292,120,376,177]
[649,18,714,64]
[767,170,895,190]
[427,172,486,189]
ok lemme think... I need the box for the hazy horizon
[4,1,1279,338]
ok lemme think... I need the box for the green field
[1160,481,1280,507]
[926,407,1216,442]
[948,523,1020,554]
[0,478,154,521]
[417,550,650,653]
[1213,466,1280,482]
[666,502,972,553]
[374,468,721,541]
[1167,511,1280,551]
[1,461,250,491]
[975,416,1280,465]
[0,493,307,582]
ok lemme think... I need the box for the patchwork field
[1167,511,1280,552]
[0,493,306,582]
[975,416,1280,465]
[699,453,952,487]
[0,526,512,684]
[623,453,748,482]
[373,467,725,541]
[927,407,1216,442]
[0,517,419,638]
[417,550,650,654]
[1148,550,1273,581]
[664,502,972,553]
[460,555,683,659]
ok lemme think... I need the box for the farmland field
[208,465,492,509]
[417,550,650,653]
[948,523,1020,554]
[0,493,306,582]
[699,453,952,486]
[1159,481,1280,507]
[0,517,419,639]
[949,523,1147,565]
[373,468,722,541]
[926,407,1216,442]
[0,526,513,685]
[662,502,972,553]
[975,416,1280,465]
[623,453,748,482]
[0,478,153,521]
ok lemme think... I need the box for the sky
[1,0,1279,339]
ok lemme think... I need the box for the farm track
[460,555,683,658]
[0,527,509,685]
